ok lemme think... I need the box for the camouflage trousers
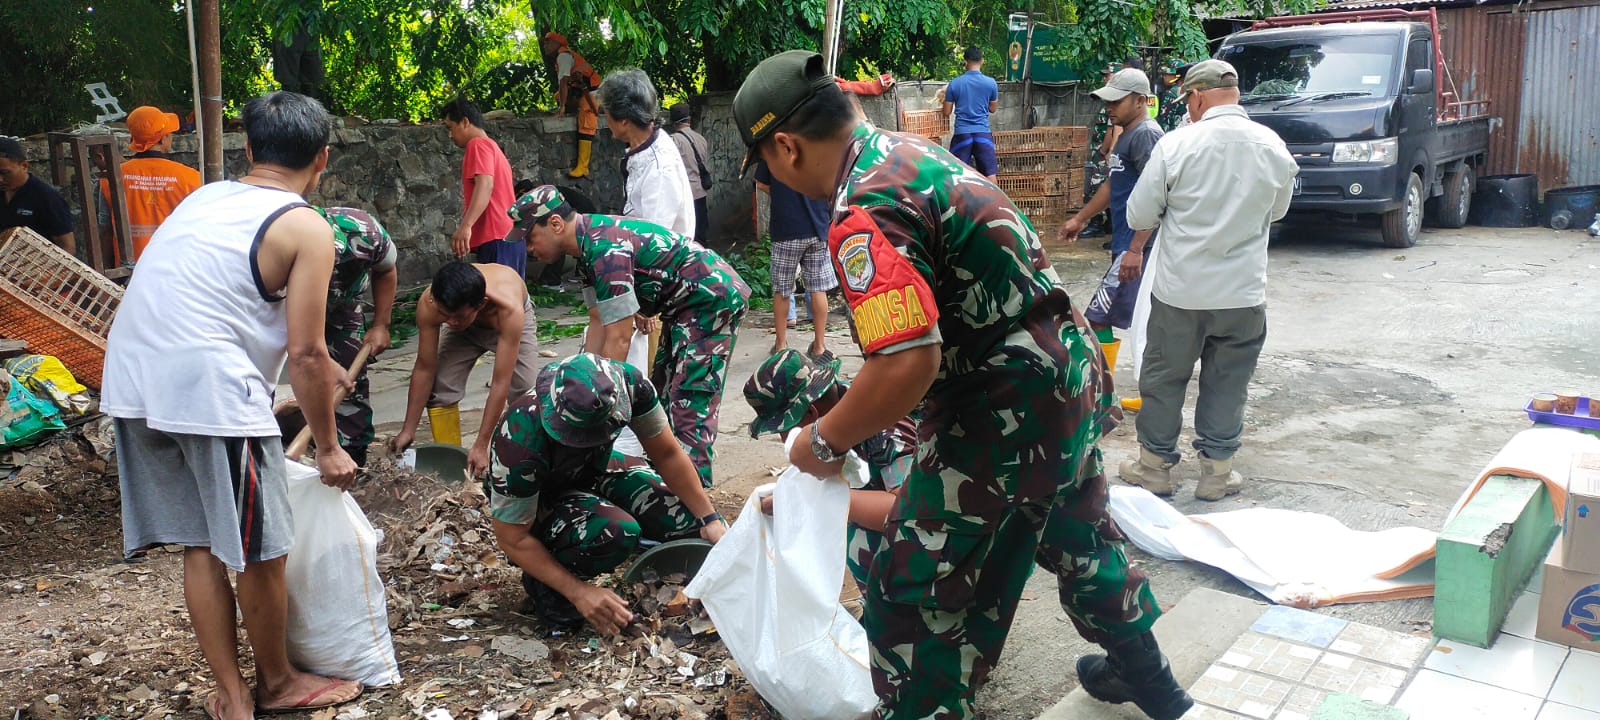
[847,524,886,596]
[862,456,1160,719]
[328,305,374,464]
[651,299,747,488]
[533,452,702,578]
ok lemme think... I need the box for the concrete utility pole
[822,0,843,75]
[198,0,224,183]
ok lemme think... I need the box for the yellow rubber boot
[427,405,463,446]
[1100,338,1121,371]
[569,139,592,178]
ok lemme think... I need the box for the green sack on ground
[0,368,66,449]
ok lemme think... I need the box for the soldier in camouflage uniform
[512,185,751,489]
[277,207,398,466]
[734,51,1193,720]
[742,349,917,592]
[1157,65,1188,132]
[486,353,729,634]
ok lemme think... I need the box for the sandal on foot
[257,679,362,714]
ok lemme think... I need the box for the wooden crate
[1010,195,1077,224]
[994,126,1089,154]
[995,149,1088,174]
[996,170,1083,198]
[900,109,949,139]
[0,227,123,388]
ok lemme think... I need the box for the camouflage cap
[504,184,567,242]
[536,353,635,448]
[743,349,841,439]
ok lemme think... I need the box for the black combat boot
[1076,631,1193,720]
[520,572,585,630]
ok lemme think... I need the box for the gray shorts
[116,418,292,572]
[770,236,839,296]
[429,299,541,408]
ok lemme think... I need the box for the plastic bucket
[1543,185,1600,230]
[1470,174,1540,228]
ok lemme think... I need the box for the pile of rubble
[357,459,772,720]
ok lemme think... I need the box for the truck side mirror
[1409,68,1435,95]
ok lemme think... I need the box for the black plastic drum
[1470,174,1540,228]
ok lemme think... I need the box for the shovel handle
[285,344,373,459]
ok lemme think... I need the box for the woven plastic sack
[684,459,876,719]
[5,355,94,415]
[283,460,401,687]
[0,369,65,449]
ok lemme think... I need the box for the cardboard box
[1562,452,1600,575]
[1537,539,1600,652]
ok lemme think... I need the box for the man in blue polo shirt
[943,46,1000,181]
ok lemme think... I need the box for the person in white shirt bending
[1120,59,1299,502]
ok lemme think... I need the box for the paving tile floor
[1182,592,1600,720]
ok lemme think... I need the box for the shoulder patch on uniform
[828,205,939,355]
[838,232,875,293]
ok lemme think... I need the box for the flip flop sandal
[203,695,224,720]
[257,679,362,715]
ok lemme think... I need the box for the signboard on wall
[1005,14,1082,83]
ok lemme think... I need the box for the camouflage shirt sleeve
[582,233,643,324]
[828,201,943,356]
[622,363,669,440]
[485,394,548,526]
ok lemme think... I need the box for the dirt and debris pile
[350,458,771,720]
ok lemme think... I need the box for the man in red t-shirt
[443,98,522,277]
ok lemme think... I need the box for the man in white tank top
[101,91,364,718]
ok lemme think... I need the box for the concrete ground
[352,222,1599,719]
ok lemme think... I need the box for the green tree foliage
[5,0,1323,136]
[1,0,193,136]
[221,0,547,120]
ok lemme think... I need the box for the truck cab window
[1220,35,1400,100]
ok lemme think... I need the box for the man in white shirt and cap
[1118,59,1299,502]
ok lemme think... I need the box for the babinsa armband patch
[828,206,939,354]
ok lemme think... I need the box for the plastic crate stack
[991,126,1091,237]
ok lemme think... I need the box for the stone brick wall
[22,82,1089,284]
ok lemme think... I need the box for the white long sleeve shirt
[1127,104,1299,310]
[623,128,697,239]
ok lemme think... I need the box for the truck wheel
[1434,166,1473,229]
[1383,173,1424,248]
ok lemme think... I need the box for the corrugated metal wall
[1438,7,1527,177]
[1518,4,1600,189]
[1440,2,1600,190]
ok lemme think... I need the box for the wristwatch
[810,422,845,463]
[699,511,724,528]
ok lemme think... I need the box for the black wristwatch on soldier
[810,421,845,463]
[699,511,724,528]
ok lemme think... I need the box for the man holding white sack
[735,51,1191,720]
[486,353,728,634]
[101,91,363,719]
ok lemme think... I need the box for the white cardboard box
[1562,452,1600,575]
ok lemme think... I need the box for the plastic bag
[0,369,65,449]
[1127,240,1161,383]
[1589,213,1600,237]
[684,460,877,719]
[283,460,401,687]
[4,355,93,415]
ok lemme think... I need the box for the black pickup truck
[1216,9,1492,247]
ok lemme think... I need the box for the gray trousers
[1136,296,1267,464]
